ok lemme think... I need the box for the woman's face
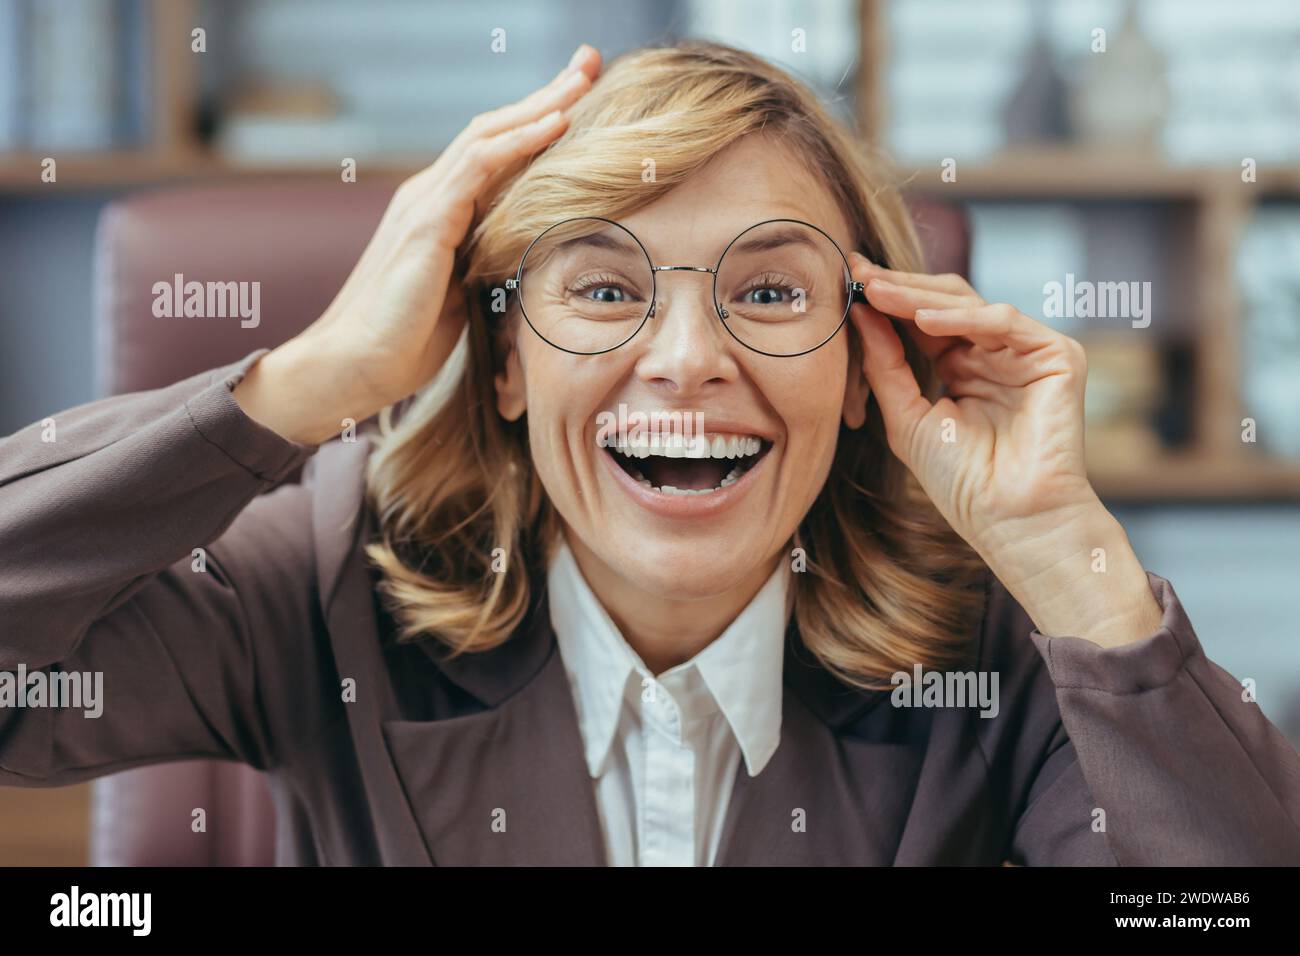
[495,133,866,602]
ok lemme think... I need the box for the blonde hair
[365,41,987,689]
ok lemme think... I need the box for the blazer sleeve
[1001,572,1300,865]
[0,350,321,785]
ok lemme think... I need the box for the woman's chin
[599,538,779,601]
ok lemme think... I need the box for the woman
[2,42,1298,866]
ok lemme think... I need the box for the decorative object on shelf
[1067,0,1168,152]
[215,82,380,165]
[1001,0,1071,145]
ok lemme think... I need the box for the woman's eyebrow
[726,227,821,255]
[553,232,639,254]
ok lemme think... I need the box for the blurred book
[1082,336,1165,469]
[0,0,24,149]
[27,0,117,149]
[217,115,383,165]
[3,0,149,152]
[1236,206,1300,460]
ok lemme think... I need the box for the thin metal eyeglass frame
[503,216,867,358]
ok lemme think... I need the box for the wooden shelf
[0,783,89,865]
[0,151,425,192]
[899,146,1300,200]
[5,145,1297,200]
[1091,453,1300,501]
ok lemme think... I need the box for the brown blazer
[2,350,1299,865]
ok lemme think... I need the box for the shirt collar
[547,535,790,780]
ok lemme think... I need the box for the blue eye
[746,287,786,305]
[569,272,640,305]
[588,286,626,303]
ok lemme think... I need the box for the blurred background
[1,0,1298,863]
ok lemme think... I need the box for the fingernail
[915,309,934,318]
[568,44,590,69]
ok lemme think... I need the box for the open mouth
[598,433,772,496]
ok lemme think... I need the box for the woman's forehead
[617,135,854,260]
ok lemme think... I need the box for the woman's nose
[634,278,739,392]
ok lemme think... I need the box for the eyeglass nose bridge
[647,264,719,319]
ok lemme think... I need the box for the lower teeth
[631,464,744,495]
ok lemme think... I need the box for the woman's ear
[842,321,870,429]
[494,341,527,421]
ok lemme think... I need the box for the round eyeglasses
[503,217,866,357]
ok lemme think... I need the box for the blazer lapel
[714,626,927,865]
[381,644,607,865]
[311,437,437,864]
[311,436,605,865]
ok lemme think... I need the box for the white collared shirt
[547,537,791,866]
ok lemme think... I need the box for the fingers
[913,303,1059,353]
[848,253,958,360]
[412,43,599,193]
[462,44,601,141]
[932,346,1038,409]
[850,302,931,464]
[933,343,1044,391]
[432,109,573,239]
[855,259,980,299]
[401,43,602,245]
[862,277,976,319]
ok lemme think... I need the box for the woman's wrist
[977,500,1165,648]
[232,335,381,446]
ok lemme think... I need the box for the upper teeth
[599,434,763,459]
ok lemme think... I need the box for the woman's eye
[568,274,635,303]
[587,285,626,303]
[745,287,786,305]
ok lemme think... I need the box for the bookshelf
[2,0,1297,500]
[857,0,1300,502]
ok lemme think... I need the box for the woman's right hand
[234,44,602,445]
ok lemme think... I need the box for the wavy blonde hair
[365,41,988,689]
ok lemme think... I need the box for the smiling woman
[369,45,987,687]
[2,40,1299,869]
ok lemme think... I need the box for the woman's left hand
[848,254,1163,648]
